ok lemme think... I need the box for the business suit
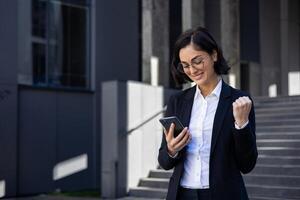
[158,80,257,200]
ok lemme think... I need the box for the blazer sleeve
[158,95,183,170]
[232,96,258,174]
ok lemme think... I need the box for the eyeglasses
[177,55,208,73]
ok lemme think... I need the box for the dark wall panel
[18,90,56,195]
[240,0,260,62]
[95,0,140,82]
[0,0,17,85]
[18,89,95,194]
[0,0,18,197]
[205,0,221,45]
[0,86,17,197]
[55,92,94,190]
[169,0,182,88]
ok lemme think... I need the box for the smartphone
[159,116,185,137]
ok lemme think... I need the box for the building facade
[0,0,141,197]
[0,0,299,198]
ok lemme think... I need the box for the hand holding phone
[159,116,185,137]
[159,116,191,157]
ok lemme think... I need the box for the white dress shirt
[180,80,222,189]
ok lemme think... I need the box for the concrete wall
[142,0,170,87]
[240,0,261,96]
[287,0,300,95]
[101,81,175,198]
[0,0,141,197]
[127,82,164,189]
[259,0,281,96]
[94,0,141,190]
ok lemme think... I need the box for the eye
[180,63,189,68]
[192,57,204,65]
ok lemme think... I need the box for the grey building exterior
[0,0,299,198]
[0,0,140,197]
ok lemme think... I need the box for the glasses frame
[177,55,209,74]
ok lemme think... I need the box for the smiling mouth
[193,72,204,79]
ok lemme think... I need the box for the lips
[193,72,204,79]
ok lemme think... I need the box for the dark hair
[171,26,230,85]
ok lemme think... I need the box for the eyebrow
[180,55,206,64]
[191,55,205,62]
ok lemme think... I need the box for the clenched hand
[232,96,252,128]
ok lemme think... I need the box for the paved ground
[2,195,163,200]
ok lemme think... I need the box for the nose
[190,66,199,75]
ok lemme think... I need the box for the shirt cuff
[168,152,178,158]
[235,120,249,129]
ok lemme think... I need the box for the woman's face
[179,44,218,88]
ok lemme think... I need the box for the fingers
[166,127,191,154]
[165,123,175,142]
[233,96,252,110]
[173,131,191,151]
[173,127,188,143]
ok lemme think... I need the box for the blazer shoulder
[169,85,196,101]
[230,86,251,99]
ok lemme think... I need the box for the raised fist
[232,96,252,127]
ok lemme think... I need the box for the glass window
[20,0,91,89]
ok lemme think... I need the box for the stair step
[139,178,168,189]
[254,95,300,103]
[257,125,300,132]
[256,107,300,114]
[250,195,300,200]
[258,147,300,156]
[256,132,300,140]
[256,119,300,126]
[246,184,300,199]
[256,111,300,117]
[257,139,300,148]
[252,164,300,176]
[244,174,300,187]
[257,155,300,165]
[255,113,300,120]
[149,169,172,179]
[129,187,167,199]
[255,101,300,109]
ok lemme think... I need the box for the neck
[198,76,221,97]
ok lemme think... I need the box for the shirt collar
[195,78,222,99]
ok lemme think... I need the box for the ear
[212,50,218,62]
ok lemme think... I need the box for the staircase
[128,95,300,200]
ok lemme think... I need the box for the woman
[158,27,257,200]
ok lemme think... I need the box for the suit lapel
[210,81,232,156]
[181,86,196,127]
[178,82,232,156]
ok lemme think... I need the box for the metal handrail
[127,105,167,135]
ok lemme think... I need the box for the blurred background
[0,0,299,199]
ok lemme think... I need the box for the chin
[194,79,207,86]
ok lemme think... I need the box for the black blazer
[158,81,257,200]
